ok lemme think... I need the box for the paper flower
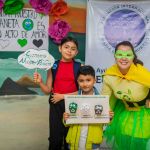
[29,0,52,15]
[48,20,71,44]
[3,0,24,14]
[50,0,68,17]
[0,0,4,13]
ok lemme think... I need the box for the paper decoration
[0,8,49,51]
[65,95,110,124]
[29,0,52,15]
[50,0,69,17]
[18,49,55,70]
[0,0,4,13]
[3,0,24,14]
[48,19,71,44]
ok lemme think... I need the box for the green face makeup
[115,50,134,59]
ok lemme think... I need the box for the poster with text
[0,8,49,51]
[86,0,150,91]
[65,95,110,124]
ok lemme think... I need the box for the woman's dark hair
[59,36,78,48]
[77,65,95,79]
[115,41,143,65]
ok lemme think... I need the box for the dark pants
[48,97,69,150]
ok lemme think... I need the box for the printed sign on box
[65,95,110,124]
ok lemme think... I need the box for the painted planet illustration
[104,9,146,48]
[22,19,34,31]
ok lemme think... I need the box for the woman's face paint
[115,45,134,75]
[115,50,134,60]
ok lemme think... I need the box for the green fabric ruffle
[104,100,150,150]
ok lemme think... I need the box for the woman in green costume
[101,41,150,150]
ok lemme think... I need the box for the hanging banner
[0,8,49,51]
[86,0,150,91]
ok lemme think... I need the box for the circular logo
[104,9,146,48]
[22,19,34,31]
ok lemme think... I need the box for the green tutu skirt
[104,100,150,150]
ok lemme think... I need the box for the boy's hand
[63,112,69,121]
[109,110,114,119]
[50,93,64,104]
[33,72,42,84]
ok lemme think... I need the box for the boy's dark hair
[77,65,95,79]
[59,36,78,48]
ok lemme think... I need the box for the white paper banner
[18,49,55,70]
[86,0,150,91]
[0,8,49,51]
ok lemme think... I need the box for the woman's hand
[109,110,114,119]
[146,99,150,108]
[33,72,42,84]
[63,112,69,121]
[50,93,64,104]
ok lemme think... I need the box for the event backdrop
[0,0,86,93]
[0,0,86,62]
[86,0,150,91]
[0,1,86,149]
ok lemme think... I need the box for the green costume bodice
[101,75,149,103]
